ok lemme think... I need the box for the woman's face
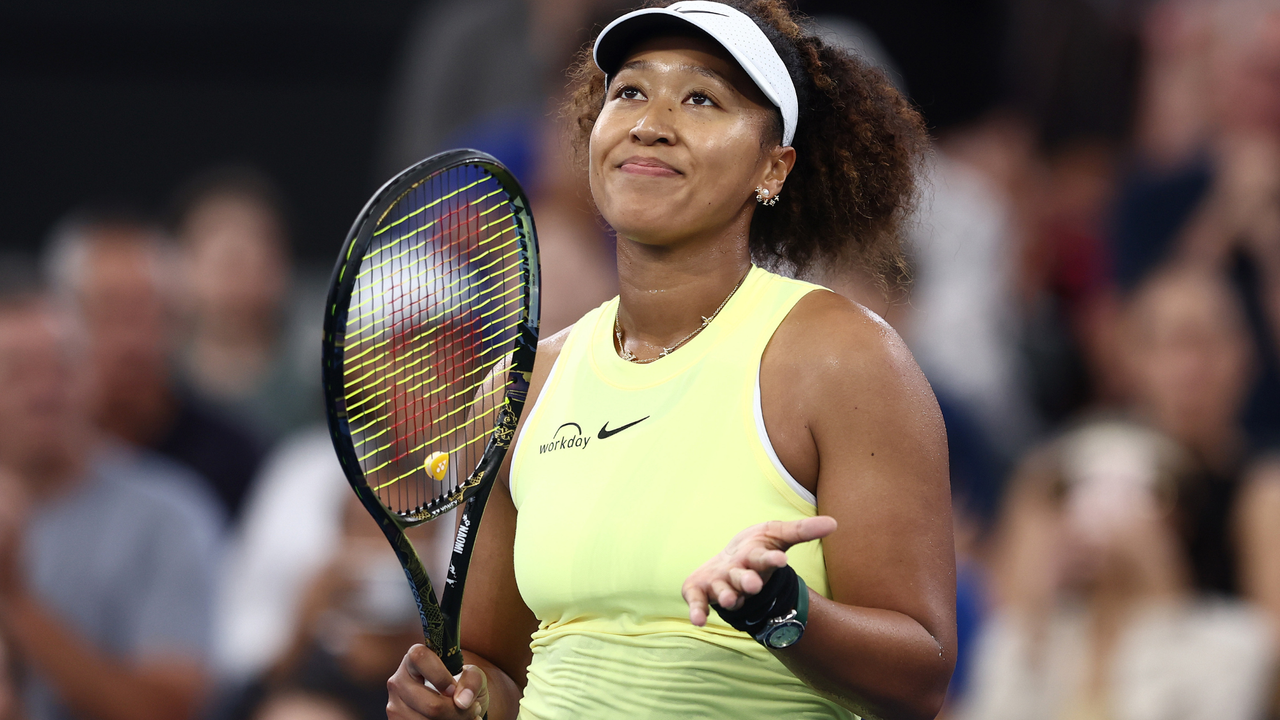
[589,34,793,247]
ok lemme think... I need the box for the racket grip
[441,648,465,677]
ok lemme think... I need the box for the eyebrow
[616,59,735,90]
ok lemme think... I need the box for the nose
[631,104,676,146]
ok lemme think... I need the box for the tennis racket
[322,148,540,677]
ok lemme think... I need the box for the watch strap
[795,574,809,626]
[712,565,809,644]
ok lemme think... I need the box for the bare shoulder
[530,324,573,387]
[537,324,574,359]
[759,288,945,497]
[767,289,933,407]
[519,324,573,416]
[496,324,574,494]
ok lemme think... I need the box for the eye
[616,85,646,101]
[686,92,717,107]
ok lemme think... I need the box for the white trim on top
[511,355,560,471]
[754,365,817,507]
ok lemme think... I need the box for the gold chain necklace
[614,270,750,364]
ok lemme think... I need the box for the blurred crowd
[0,0,1279,719]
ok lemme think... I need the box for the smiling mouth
[618,157,681,177]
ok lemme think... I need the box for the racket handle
[441,646,465,676]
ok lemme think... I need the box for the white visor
[593,0,798,147]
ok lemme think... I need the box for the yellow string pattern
[342,166,524,517]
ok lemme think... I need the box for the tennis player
[388,1,954,718]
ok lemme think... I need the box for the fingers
[710,578,739,610]
[696,568,765,615]
[683,516,837,629]
[387,645,482,719]
[408,645,458,698]
[387,695,482,720]
[682,583,710,627]
[762,515,838,550]
[452,665,487,711]
[743,546,788,575]
[728,566,763,596]
[388,693,478,720]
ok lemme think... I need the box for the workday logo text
[540,422,590,454]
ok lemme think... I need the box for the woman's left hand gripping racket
[322,149,539,679]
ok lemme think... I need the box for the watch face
[764,621,804,649]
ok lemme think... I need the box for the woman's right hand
[386,644,489,720]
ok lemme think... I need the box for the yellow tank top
[510,266,854,719]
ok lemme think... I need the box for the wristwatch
[754,608,805,648]
[753,581,810,649]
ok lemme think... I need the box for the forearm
[774,589,952,720]
[1,593,204,720]
[461,650,522,720]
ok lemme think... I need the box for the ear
[755,145,796,202]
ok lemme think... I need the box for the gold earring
[756,186,780,206]
[755,186,780,207]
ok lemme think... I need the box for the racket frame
[322,149,540,676]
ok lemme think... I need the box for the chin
[602,207,686,246]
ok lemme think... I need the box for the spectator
[1112,1,1280,446]
[1120,265,1280,716]
[966,418,1276,720]
[0,290,222,720]
[380,0,631,335]
[172,167,322,441]
[213,430,351,685]
[902,113,1044,456]
[1022,139,1127,419]
[380,0,543,185]
[1118,265,1257,595]
[42,210,265,521]
[212,430,452,703]
[238,496,432,720]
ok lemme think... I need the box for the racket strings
[341,280,522,418]
[340,221,520,380]
[343,164,524,518]
[344,201,517,342]
[341,240,522,388]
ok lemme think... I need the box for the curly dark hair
[563,0,929,285]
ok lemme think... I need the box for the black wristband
[711,564,800,637]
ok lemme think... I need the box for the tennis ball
[425,451,450,482]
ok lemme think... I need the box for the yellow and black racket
[322,149,539,676]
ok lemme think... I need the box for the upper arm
[459,326,572,686]
[764,292,955,649]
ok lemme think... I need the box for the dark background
[1,1,418,266]
[0,0,1026,266]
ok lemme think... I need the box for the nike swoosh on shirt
[598,416,650,439]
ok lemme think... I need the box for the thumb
[452,664,488,710]
[764,515,838,550]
